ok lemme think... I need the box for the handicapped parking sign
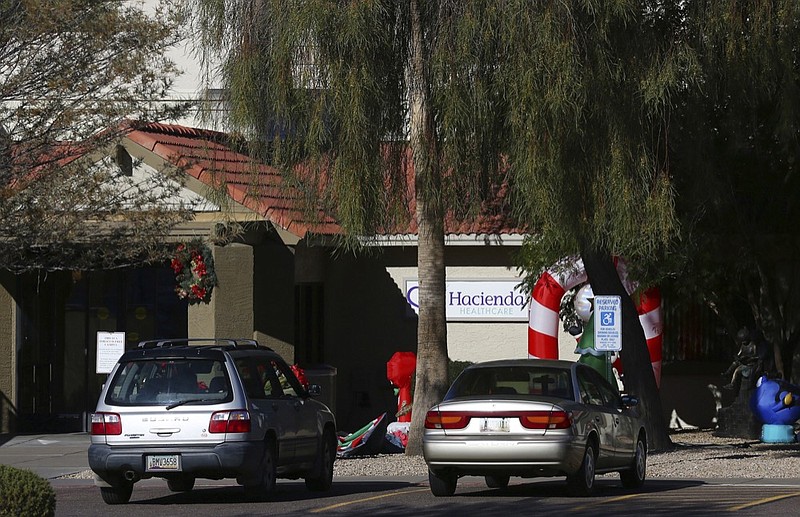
[594,295,622,351]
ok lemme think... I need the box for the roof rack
[137,338,268,350]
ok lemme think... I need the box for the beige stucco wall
[385,264,581,364]
[0,272,16,433]
[385,265,528,362]
[188,243,254,339]
[253,239,297,362]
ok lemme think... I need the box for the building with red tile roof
[0,121,530,434]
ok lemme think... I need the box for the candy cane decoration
[527,257,663,386]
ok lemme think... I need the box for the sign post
[594,295,622,385]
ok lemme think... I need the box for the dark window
[445,366,573,400]
[106,359,230,405]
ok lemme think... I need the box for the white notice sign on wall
[96,331,126,374]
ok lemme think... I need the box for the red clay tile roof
[126,122,524,240]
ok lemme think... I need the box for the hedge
[0,464,56,516]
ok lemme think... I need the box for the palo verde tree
[0,0,194,272]
[667,1,800,382]
[189,0,683,452]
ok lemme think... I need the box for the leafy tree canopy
[0,0,194,271]
[189,0,684,451]
[667,0,800,379]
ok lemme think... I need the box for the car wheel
[428,469,457,497]
[567,442,596,496]
[167,476,196,492]
[99,483,133,505]
[305,428,336,492]
[244,440,277,500]
[620,436,647,488]
[485,474,510,489]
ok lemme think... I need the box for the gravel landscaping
[330,430,800,479]
[63,430,800,480]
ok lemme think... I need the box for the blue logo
[600,311,615,326]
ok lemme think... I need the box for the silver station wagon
[422,359,647,496]
[89,339,336,504]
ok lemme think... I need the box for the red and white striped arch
[527,257,663,386]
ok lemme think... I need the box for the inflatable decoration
[336,412,389,458]
[387,351,416,422]
[528,256,663,385]
[571,284,610,379]
[751,375,800,426]
[751,375,800,443]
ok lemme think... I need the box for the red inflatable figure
[387,352,416,422]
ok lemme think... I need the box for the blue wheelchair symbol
[600,311,615,326]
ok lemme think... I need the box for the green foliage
[666,1,800,374]
[0,0,193,271]
[448,360,473,385]
[504,1,680,269]
[0,465,56,517]
[170,240,218,304]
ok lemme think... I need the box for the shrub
[449,360,474,384]
[0,465,56,517]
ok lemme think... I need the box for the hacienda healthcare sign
[404,279,528,322]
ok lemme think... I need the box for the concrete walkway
[0,432,90,479]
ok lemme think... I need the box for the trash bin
[303,364,337,416]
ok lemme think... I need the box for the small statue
[722,327,761,394]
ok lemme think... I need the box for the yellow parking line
[310,487,430,513]
[728,491,800,512]
[572,493,641,511]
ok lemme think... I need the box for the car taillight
[91,412,122,435]
[209,410,251,433]
[520,410,572,430]
[424,410,470,430]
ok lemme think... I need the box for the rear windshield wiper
[166,398,218,410]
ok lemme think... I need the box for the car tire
[428,469,457,497]
[244,440,277,501]
[99,483,133,505]
[167,476,196,492]
[305,428,336,492]
[567,442,596,496]
[620,435,647,488]
[485,474,510,489]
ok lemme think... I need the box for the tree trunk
[581,249,673,452]
[404,0,449,456]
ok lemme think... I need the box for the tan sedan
[422,359,646,496]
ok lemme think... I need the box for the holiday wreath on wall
[171,240,218,304]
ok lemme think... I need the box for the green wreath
[170,240,218,304]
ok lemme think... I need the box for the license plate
[480,418,510,432]
[146,454,181,472]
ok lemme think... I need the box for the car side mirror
[621,394,639,408]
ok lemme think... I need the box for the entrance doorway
[16,266,187,432]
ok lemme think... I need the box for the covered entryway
[14,266,186,432]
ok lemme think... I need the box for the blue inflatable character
[751,375,800,425]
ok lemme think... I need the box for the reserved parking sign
[594,295,622,351]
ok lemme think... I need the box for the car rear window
[445,366,574,401]
[105,358,233,406]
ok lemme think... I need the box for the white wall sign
[96,331,126,374]
[405,279,528,322]
[594,295,622,352]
